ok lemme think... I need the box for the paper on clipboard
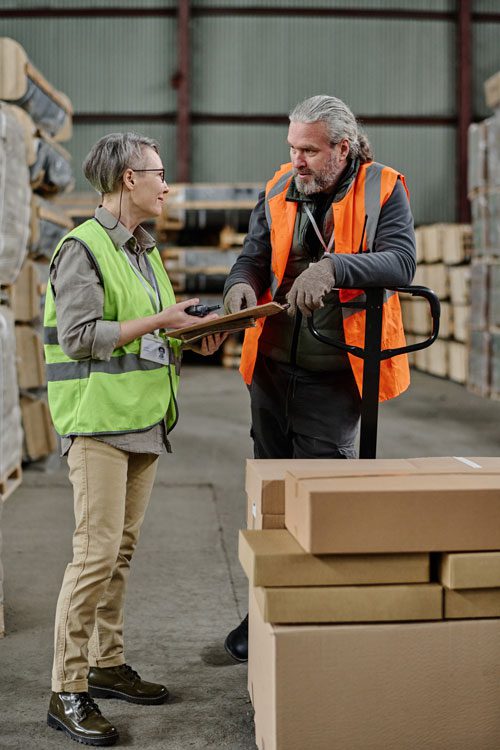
[166,302,286,345]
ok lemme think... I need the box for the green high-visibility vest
[43,219,181,437]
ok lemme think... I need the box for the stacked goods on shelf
[402,223,471,382]
[0,103,31,285]
[243,457,500,750]
[0,306,24,638]
[0,36,74,462]
[467,73,500,398]
[157,184,261,368]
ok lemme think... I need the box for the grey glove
[223,283,257,314]
[286,257,336,317]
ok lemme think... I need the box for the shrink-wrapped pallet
[0,306,23,483]
[31,136,73,194]
[0,103,30,285]
[0,37,72,141]
[8,106,73,193]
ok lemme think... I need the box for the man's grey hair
[289,95,373,163]
[83,132,160,194]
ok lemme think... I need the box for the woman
[44,132,224,746]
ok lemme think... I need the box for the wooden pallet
[0,464,22,502]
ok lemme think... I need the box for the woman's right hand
[158,298,219,330]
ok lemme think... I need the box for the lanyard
[304,203,335,255]
[121,248,161,315]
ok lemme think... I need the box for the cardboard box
[254,583,442,624]
[249,594,500,750]
[440,551,500,589]
[286,472,500,554]
[20,394,57,460]
[239,529,429,587]
[14,324,46,389]
[445,588,500,618]
[284,456,500,508]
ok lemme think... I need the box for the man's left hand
[286,257,336,317]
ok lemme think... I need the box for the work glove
[223,283,257,314]
[286,257,336,317]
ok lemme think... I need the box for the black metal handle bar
[306,285,440,361]
[306,285,440,459]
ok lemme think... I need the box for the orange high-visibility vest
[239,161,411,402]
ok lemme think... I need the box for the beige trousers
[51,437,158,693]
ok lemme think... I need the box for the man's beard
[293,152,343,196]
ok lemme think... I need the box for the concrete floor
[1,366,500,749]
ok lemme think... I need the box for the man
[223,95,416,661]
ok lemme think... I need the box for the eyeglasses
[130,168,166,183]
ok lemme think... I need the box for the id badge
[140,334,170,365]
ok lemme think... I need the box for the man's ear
[339,139,350,160]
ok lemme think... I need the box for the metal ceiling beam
[457,0,472,223]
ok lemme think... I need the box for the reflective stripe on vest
[239,161,410,402]
[43,219,180,437]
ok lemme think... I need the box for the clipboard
[166,302,286,345]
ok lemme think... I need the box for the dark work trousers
[249,353,362,459]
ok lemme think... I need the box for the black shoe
[224,614,248,662]
[88,664,169,705]
[47,691,118,746]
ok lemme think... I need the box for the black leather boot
[224,614,248,662]
[47,691,118,746]
[88,663,169,705]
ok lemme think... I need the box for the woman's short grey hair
[83,132,160,194]
[289,95,373,163]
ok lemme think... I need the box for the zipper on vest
[289,309,302,366]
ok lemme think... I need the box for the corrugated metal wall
[2,1,499,224]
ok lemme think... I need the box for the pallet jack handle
[307,285,441,459]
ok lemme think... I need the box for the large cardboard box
[248,594,500,750]
[254,583,442,624]
[445,588,500,618]
[284,455,500,506]
[440,551,500,589]
[286,472,500,554]
[239,529,429,587]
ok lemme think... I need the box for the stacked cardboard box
[467,71,500,398]
[402,224,471,382]
[243,457,500,750]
